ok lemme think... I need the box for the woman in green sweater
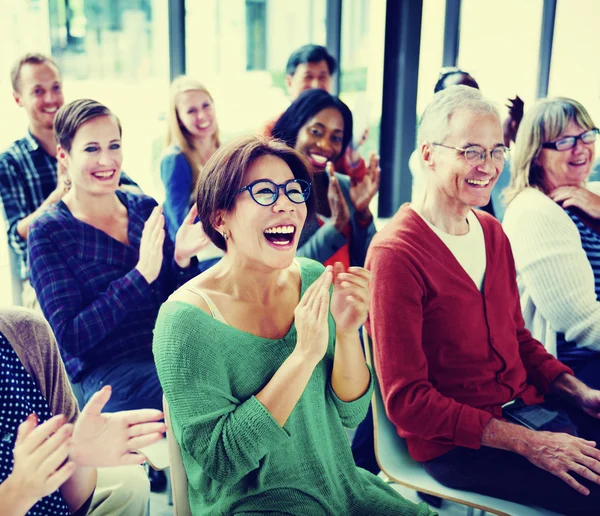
[153,135,433,515]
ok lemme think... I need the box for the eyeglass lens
[250,180,309,206]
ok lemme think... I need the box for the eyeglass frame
[432,143,510,164]
[541,128,599,151]
[236,178,312,207]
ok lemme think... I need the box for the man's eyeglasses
[237,178,311,207]
[542,128,599,151]
[432,143,509,165]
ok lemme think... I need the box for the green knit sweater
[153,257,433,516]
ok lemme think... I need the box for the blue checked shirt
[0,132,138,279]
[28,191,199,381]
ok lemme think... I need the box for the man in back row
[261,44,368,181]
[0,53,137,308]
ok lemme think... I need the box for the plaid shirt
[28,191,199,381]
[0,132,138,279]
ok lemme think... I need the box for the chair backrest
[363,328,560,516]
[163,396,192,516]
[7,243,23,306]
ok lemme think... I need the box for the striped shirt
[556,208,600,368]
[28,191,199,381]
[0,132,138,279]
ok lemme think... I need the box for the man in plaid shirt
[0,53,137,308]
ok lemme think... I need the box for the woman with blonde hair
[161,76,220,243]
[503,97,600,386]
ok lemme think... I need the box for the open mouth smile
[263,224,296,247]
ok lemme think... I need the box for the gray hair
[417,85,500,146]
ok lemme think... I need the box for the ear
[56,145,69,169]
[284,74,294,93]
[13,90,22,107]
[211,209,227,236]
[421,142,435,171]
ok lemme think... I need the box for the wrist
[333,219,349,233]
[355,208,373,223]
[2,475,35,515]
[290,346,323,369]
[551,372,587,405]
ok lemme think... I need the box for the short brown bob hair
[196,135,315,251]
[54,99,122,153]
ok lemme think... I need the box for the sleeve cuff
[113,268,152,308]
[454,404,494,449]
[533,359,574,394]
[231,396,292,452]
[329,368,374,428]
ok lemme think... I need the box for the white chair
[363,329,561,516]
[163,396,192,516]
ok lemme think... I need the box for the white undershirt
[417,210,487,291]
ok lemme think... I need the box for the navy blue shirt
[28,191,198,381]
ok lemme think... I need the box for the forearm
[551,372,587,405]
[481,417,532,455]
[255,351,318,426]
[0,476,36,516]
[331,331,370,402]
[60,466,97,514]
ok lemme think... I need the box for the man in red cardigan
[367,85,600,514]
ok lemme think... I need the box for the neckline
[406,205,490,293]
[57,190,134,248]
[167,259,305,343]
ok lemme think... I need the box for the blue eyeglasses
[237,178,312,206]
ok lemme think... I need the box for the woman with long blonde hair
[161,76,220,242]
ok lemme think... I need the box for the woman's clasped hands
[294,262,371,365]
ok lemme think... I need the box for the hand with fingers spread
[175,203,211,268]
[349,152,380,218]
[136,205,166,283]
[549,186,600,219]
[326,162,350,233]
[522,430,600,496]
[2,414,76,513]
[330,262,371,336]
[70,385,166,467]
[293,266,333,365]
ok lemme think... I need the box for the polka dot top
[0,331,70,515]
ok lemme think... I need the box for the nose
[272,187,295,212]
[316,137,333,154]
[309,77,321,89]
[97,150,111,166]
[477,152,497,174]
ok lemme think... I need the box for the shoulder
[296,257,325,286]
[122,190,159,217]
[0,307,53,367]
[30,203,69,236]
[0,137,29,168]
[160,148,190,169]
[369,204,422,253]
[503,187,575,235]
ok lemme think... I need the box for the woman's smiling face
[295,107,344,172]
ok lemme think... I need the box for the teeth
[93,171,114,178]
[466,178,490,186]
[264,225,294,234]
[311,154,328,164]
[43,108,57,113]
[198,121,210,128]
[572,160,585,165]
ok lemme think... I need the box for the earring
[222,232,228,241]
